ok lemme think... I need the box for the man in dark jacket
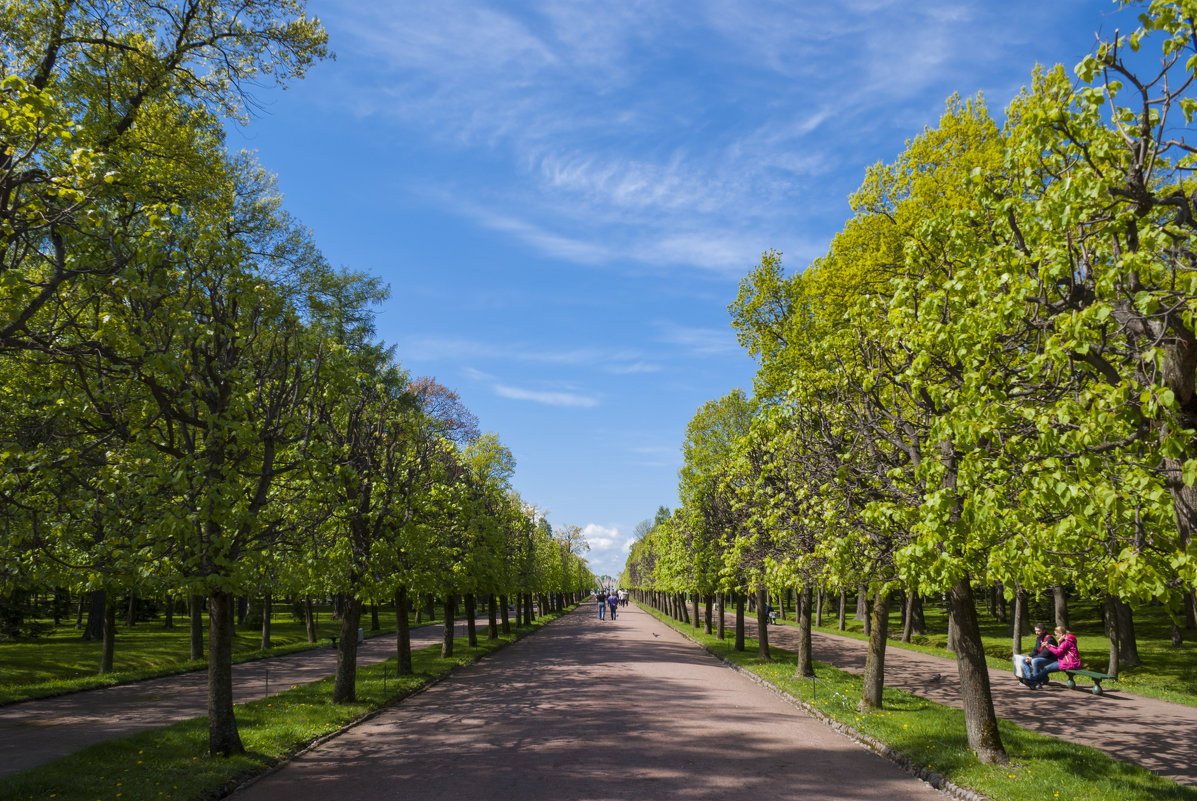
[1020,623,1056,685]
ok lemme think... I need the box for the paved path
[0,624,451,777]
[727,614,1197,786]
[231,604,948,801]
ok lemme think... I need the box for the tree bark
[838,588,848,631]
[704,595,713,635]
[902,589,916,643]
[949,577,1007,764]
[1104,595,1120,678]
[855,584,868,621]
[734,593,745,652]
[332,596,363,703]
[1011,586,1026,655]
[82,589,105,641]
[260,594,272,650]
[500,593,511,634]
[207,591,244,755]
[815,586,824,628]
[1115,598,1140,669]
[442,594,457,658]
[716,592,725,640]
[189,594,204,660]
[465,593,477,647]
[304,597,317,643]
[99,598,116,674]
[126,591,136,627]
[75,592,85,630]
[861,588,890,709]
[395,587,412,676]
[795,583,814,677]
[756,587,771,661]
[163,595,174,629]
[1053,584,1069,630]
[488,594,498,640]
[692,592,700,629]
[370,601,380,631]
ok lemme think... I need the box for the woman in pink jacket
[1025,626,1080,689]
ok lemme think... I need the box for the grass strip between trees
[0,610,567,801]
[646,607,1197,801]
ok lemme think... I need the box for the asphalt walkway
[230,603,949,801]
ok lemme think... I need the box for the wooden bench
[1062,668,1115,695]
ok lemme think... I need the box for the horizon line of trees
[623,0,1197,766]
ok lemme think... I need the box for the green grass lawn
[0,608,564,801]
[648,606,1197,801]
[768,593,1197,708]
[0,604,458,705]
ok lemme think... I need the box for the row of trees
[624,1,1197,765]
[0,0,595,757]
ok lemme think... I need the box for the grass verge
[647,606,1197,801]
[0,611,567,801]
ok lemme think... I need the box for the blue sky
[232,0,1131,581]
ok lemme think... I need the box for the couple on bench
[1014,623,1079,689]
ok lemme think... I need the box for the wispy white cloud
[494,384,599,408]
[655,321,740,356]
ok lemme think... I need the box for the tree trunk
[855,584,868,621]
[1104,595,1120,678]
[838,588,847,631]
[333,596,363,703]
[500,593,511,634]
[994,582,1006,623]
[704,595,713,635]
[861,588,890,709]
[442,594,457,658]
[756,587,771,661]
[1115,598,1140,669]
[734,593,745,652]
[815,586,824,628]
[465,593,477,647]
[795,583,814,677]
[99,598,116,674]
[163,595,174,629]
[717,592,725,640]
[395,587,412,676]
[1053,584,1069,630]
[902,590,916,643]
[236,595,248,627]
[370,601,380,631]
[207,591,244,756]
[126,591,136,628]
[1011,586,1026,655]
[260,594,272,650]
[82,589,105,641]
[1172,620,1184,647]
[949,577,1007,764]
[304,597,317,643]
[488,595,498,640]
[692,592,700,629]
[75,592,85,630]
[189,594,204,661]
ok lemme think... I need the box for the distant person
[608,592,619,620]
[1025,626,1080,689]
[597,591,607,620]
[618,589,628,607]
[1018,622,1056,685]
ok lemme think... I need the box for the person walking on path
[230,604,948,801]
[596,590,607,620]
[607,592,619,620]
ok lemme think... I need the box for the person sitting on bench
[1025,626,1079,689]
[1018,622,1056,684]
